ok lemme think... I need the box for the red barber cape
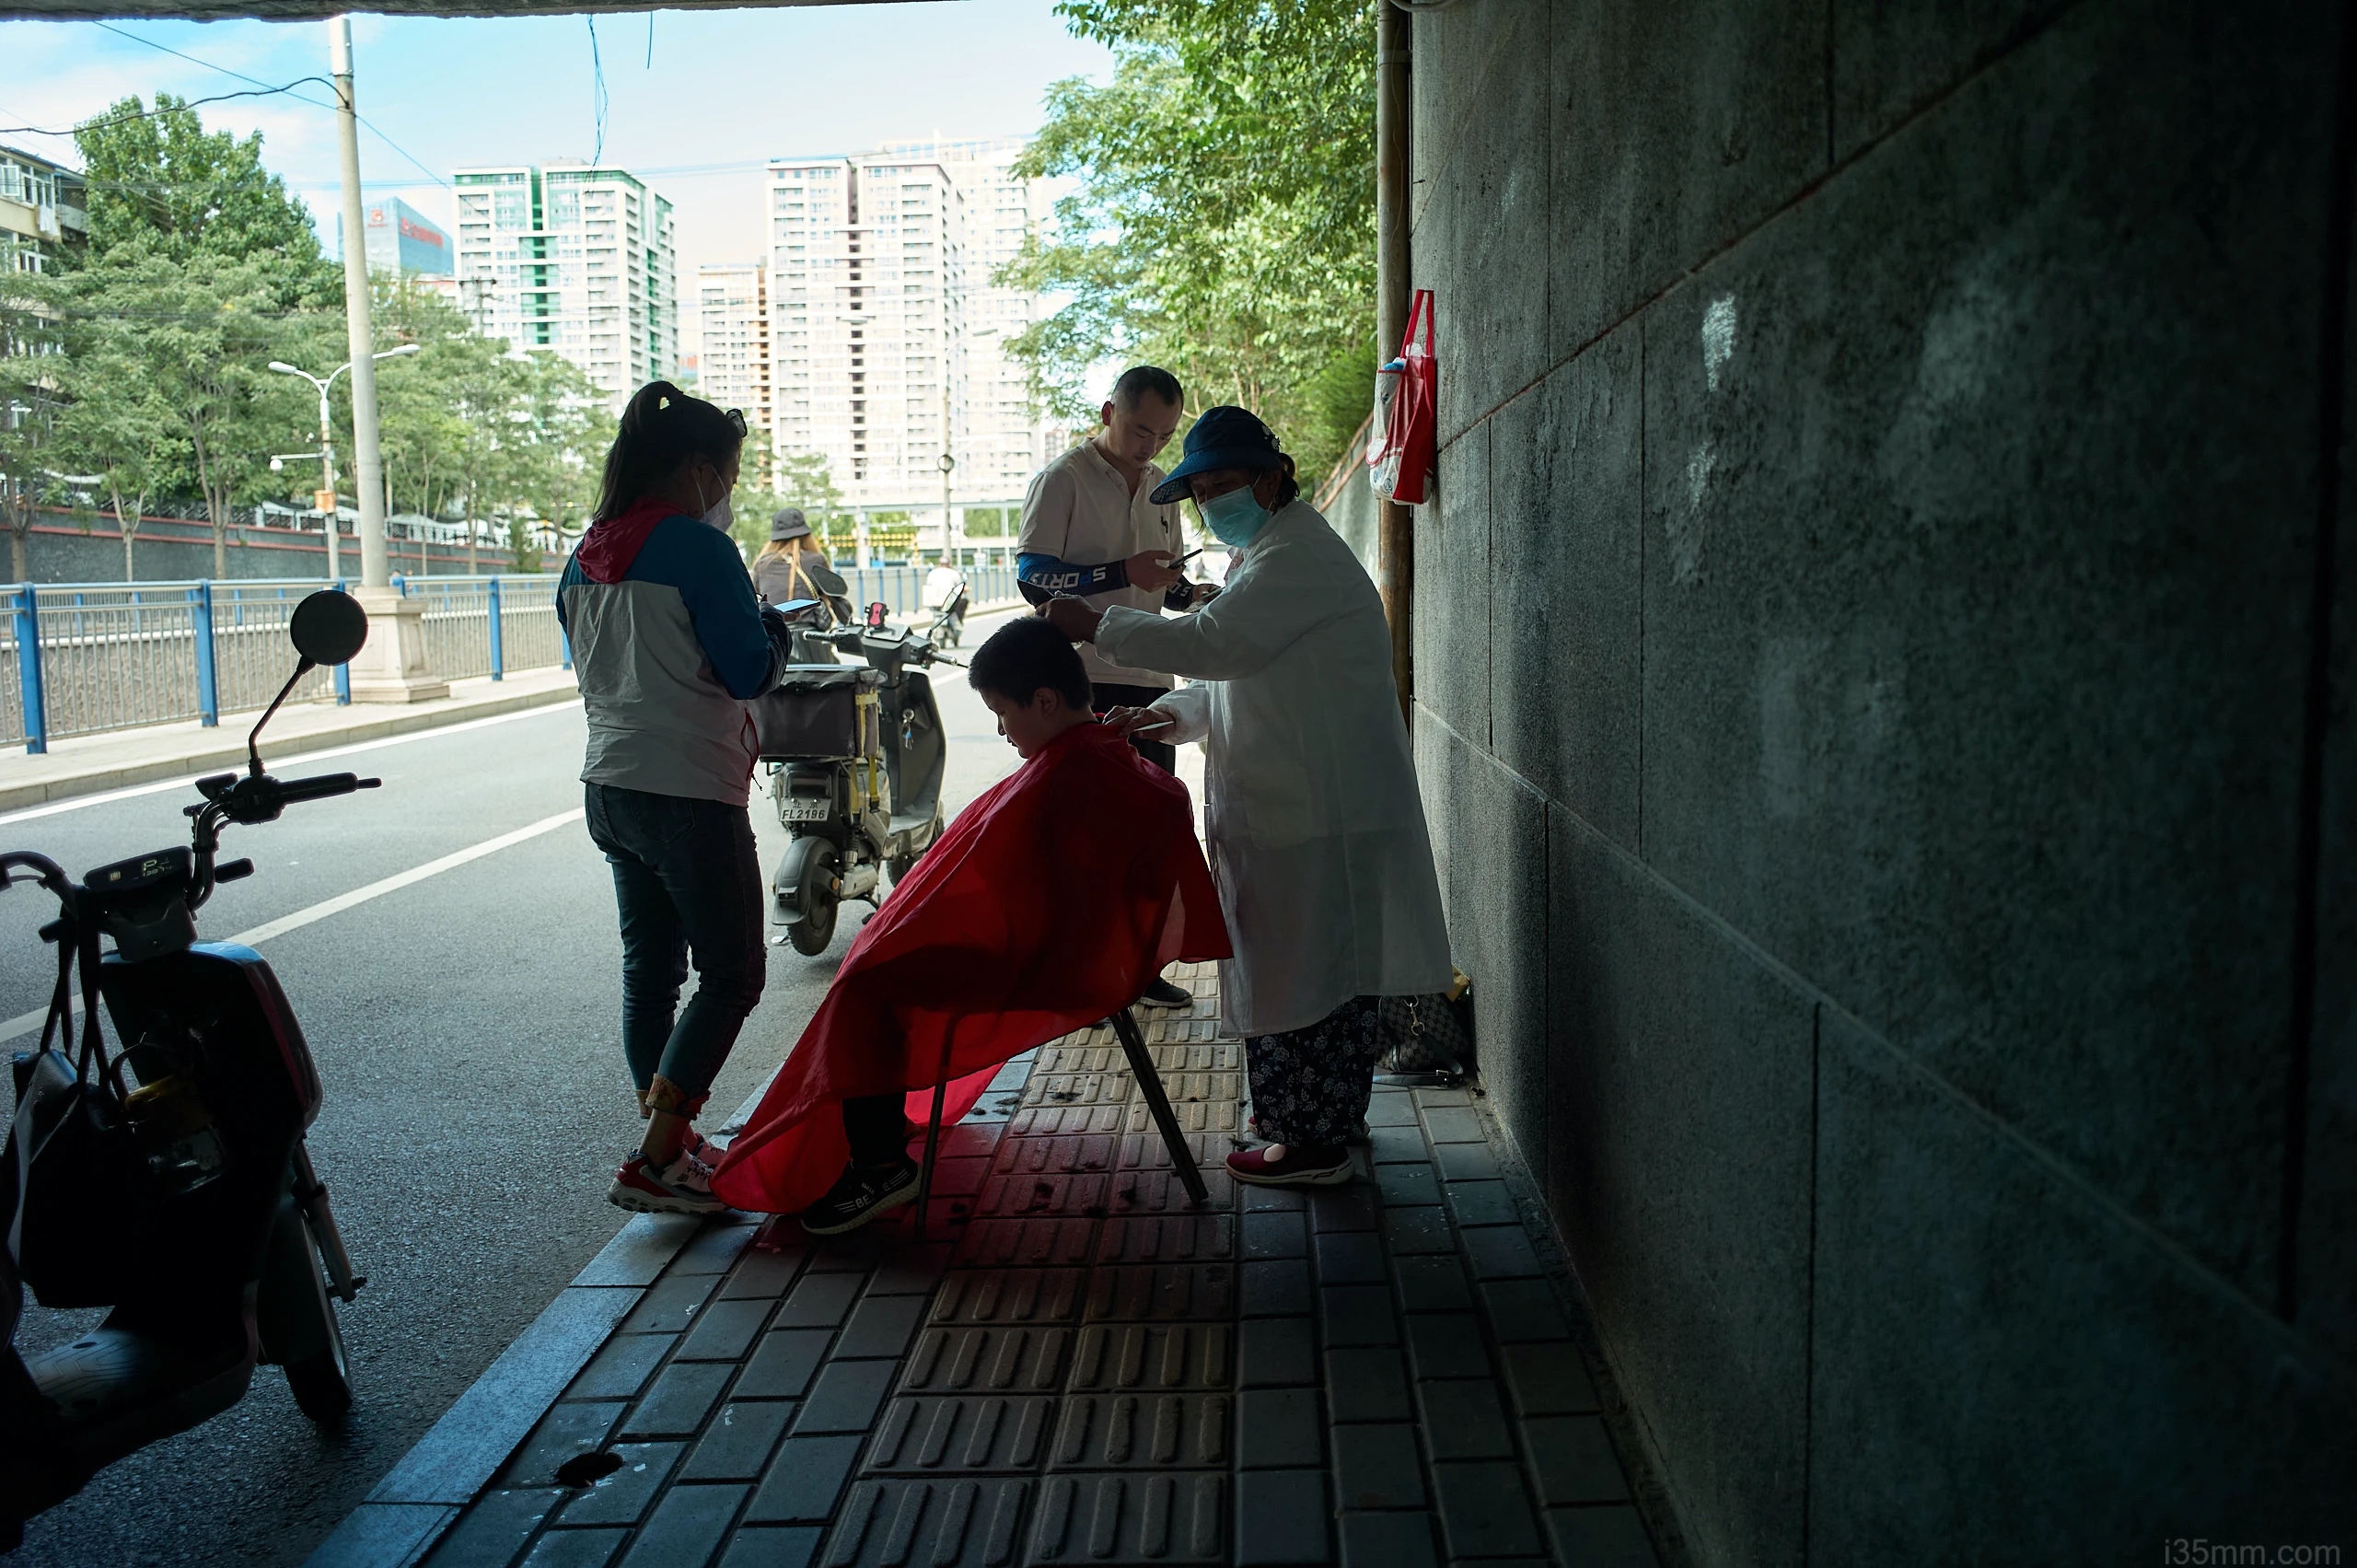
[710,723,1231,1214]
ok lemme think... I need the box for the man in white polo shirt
[1017,365,1207,1009]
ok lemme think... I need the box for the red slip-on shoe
[1227,1144,1355,1187]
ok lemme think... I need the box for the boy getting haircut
[969,615,1092,710]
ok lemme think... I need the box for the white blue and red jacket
[557,497,793,807]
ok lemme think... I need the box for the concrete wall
[1406,0,2356,1560]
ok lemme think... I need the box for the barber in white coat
[1042,406,1451,1188]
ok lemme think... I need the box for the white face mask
[694,471,734,533]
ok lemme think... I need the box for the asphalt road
[0,610,1028,1567]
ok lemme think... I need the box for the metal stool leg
[1109,1006,1210,1207]
[911,1021,958,1233]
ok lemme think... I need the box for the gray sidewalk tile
[1441,1180,1515,1228]
[743,1434,865,1522]
[1525,1414,1631,1504]
[570,1335,677,1401]
[1383,1206,1456,1255]
[715,1526,821,1568]
[1546,1504,1661,1566]
[1499,1342,1598,1416]
[679,1400,796,1482]
[1339,1510,1440,1568]
[1478,1280,1572,1342]
[497,1402,628,1488]
[794,1359,900,1433]
[1030,1473,1224,1564]
[1082,1262,1234,1320]
[930,1267,1086,1326]
[902,1324,1074,1394]
[1233,1469,1329,1565]
[1095,1213,1235,1263]
[621,1275,719,1335]
[1420,1108,1485,1144]
[1241,1209,1308,1260]
[828,1478,1033,1568]
[866,1242,956,1295]
[1109,1165,1235,1214]
[676,1297,774,1362]
[1374,1162,1439,1207]
[573,1215,707,1288]
[1237,1388,1324,1469]
[1241,1184,1306,1213]
[1242,1260,1312,1318]
[1416,1378,1515,1460]
[867,1393,1058,1471]
[1366,1125,1430,1164]
[616,1483,748,1568]
[1411,1088,1469,1109]
[555,1443,683,1527]
[1324,1348,1411,1423]
[1051,1390,1233,1468]
[1069,1322,1231,1391]
[1431,1461,1543,1558]
[717,1247,807,1301]
[1239,1318,1315,1388]
[519,1527,626,1568]
[311,1504,460,1568]
[1404,1314,1491,1382]
[735,1330,832,1399]
[1394,1257,1474,1315]
[669,1222,761,1276]
[1333,1424,1427,1510]
[1320,1284,1400,1347]
[1433,1144,1499,1181]
[774,1272,865,1328]
[1364,1093,1420,1127]
[421,1489,561,1568]
[1307,1185,1383,1233]
[1461,1225,1543,1281]
[618,1363,734,1441]
[1314,1230,1387,1285]
[837,1293,929,1358]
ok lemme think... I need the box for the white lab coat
[1097,499,1452,1037]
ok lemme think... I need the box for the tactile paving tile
[1082,1263,1236,1322]
[1049,1391,1230,1469]
[929,1269,1086,1327]
[1026,1472,1225,1564]
[1103,1167,1235,1214]
[1092,1214,1236,1264]
[993,1132,1118,1177]
[1146,1041,1242,1073]
[1006,1104,1132,1138]
[1120,1100,1238,1135]
[977,1171,1111,1218]
[865,1394,1059,1473]
[900,1325,1075,1396]
[1021,1071,1135,1109]
[822,1477,1031,1568]
[1114,1131,1232,1172]
[1147,1071,1241,1105]
[1034,1044,1124,1074]
[956,1217,1098,1267]
[1066,1323,1232,1393]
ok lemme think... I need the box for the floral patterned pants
[1245,994,1385,1148]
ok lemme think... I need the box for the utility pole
[939,381,956,568]
[331,15,445,702]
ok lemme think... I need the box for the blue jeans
[584,782,766,1106]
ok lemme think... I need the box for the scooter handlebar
[275,772,380,805]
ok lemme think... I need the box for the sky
[0,1,1112,354]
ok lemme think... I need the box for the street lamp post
[267,344,417,582]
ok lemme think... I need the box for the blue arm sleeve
[676,528,789,699]
[1017,550,1131,597]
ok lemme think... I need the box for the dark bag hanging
[4,922,157,1308]
[1376,970,1474,1081]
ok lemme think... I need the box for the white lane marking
[0,698,584,828]
[0,807,585,1044]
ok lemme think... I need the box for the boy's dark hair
[593,380,745,523]
[970,615,1092,711]
[1110,366,1182,411]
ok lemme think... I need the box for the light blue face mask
[1199,483,1271,548]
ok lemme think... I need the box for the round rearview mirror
[289,588,369,667]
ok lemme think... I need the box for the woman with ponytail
[556,381,796,1214]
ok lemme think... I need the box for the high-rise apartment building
[695,261,772,457]
[765,140,1051,533]
[450,163,676,410]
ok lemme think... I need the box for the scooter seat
[774,664,881,691]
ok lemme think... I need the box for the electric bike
[2,589,375,1544]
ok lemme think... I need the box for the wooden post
[1376,0,1415,723]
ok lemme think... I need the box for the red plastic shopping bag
[1368,288,1436,504]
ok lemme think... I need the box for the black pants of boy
[842,1094,909,1167]
[1092,682,1175,774]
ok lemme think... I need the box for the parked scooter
[924,574,971,649]
[756,600,950,955]
[2,589,375,1545]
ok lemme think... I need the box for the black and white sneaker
[800,1158,921,1237]
[1138,977,1193,1009]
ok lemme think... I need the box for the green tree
[732,443,849,561]
[1002,0,1377,480]
[52,351,185,579]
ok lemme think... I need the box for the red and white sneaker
[1226,1144,1354,1187]
[608,1147,728,1214]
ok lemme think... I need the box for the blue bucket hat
[1149,405,1287,505]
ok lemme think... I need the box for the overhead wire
[586,17,608,167]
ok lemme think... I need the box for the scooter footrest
[27,1326,251,1468]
